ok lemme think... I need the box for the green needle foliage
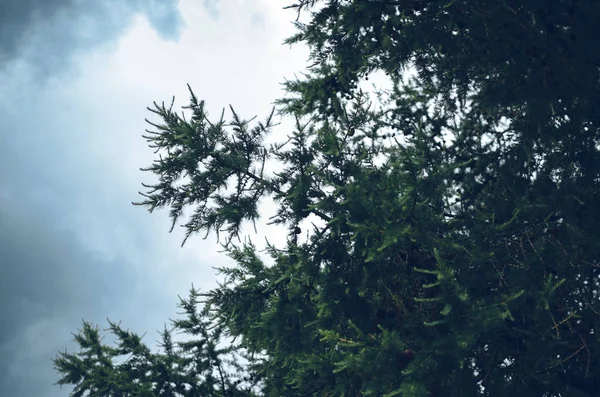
[55,1,600,396]
[53,287,260,396]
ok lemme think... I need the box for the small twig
[540,344,585,372]
[547,311,576,337]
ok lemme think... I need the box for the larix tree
[54,0,600,396]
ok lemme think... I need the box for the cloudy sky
[0,0,306,395]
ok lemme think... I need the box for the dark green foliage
[53,287,260,396]
[56,1,600,396]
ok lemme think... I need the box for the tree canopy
[55,1,600,396]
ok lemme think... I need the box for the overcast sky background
[0,1,307,395]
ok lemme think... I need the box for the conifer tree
[55,1,600,395]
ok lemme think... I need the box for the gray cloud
[0,145,128,396]
[202,0,220,20]
[0,0,185,82]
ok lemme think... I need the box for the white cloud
[86,0,307,267]
[69,0,308,313]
